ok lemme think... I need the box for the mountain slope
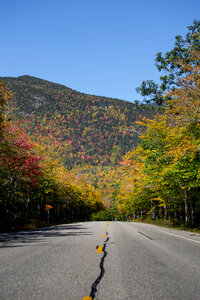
[1,75,154,168]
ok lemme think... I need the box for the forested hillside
[1,21,199,231]
[1,75,154,168]
[0,75,156,231]
[0,81,104,232]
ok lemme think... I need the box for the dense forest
[116,20,200,228]
[0,20,200,231]
[1,75,154,168]
[0,82,104,231]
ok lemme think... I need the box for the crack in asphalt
[138,231,153,240]
[89,235,110,299]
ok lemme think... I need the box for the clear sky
[1,0,199,102]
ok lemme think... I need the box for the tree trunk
[184,193,189,226]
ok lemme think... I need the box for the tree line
[1,20,199,231]
[0,82,104,231]
[116,21,200,228]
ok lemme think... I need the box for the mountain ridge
[2,74,132,104]
[0,75,155,168]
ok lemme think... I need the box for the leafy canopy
[136,19,200,105]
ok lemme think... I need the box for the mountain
[1,75,155,168]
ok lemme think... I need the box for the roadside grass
[130,218,200,233]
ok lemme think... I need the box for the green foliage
[0,76,156,220]
[0,81,12,137]
[2,20,200,231]
[91,210,113,221]
[118,44,200,228]
[137,19,200,105]
[91,208,124,221]
[0,84,105,231]
[0,75,155,168]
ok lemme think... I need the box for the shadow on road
[0,224,93,248]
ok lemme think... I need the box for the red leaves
[119,159,131,166]
[1,125,42,186]
[14,138,33,150]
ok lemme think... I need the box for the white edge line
[158,229,200,244]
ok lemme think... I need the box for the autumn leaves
[0,82,104,231]
[116,45,200,227]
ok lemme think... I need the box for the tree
[136,19,200,105]
[118,43,200,227]
[0,81,12,137]
[0,81,105,231]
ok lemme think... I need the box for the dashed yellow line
[83,224,110,299]
[96,245,103,253]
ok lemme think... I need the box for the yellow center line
[84,224,110,300]
[96,245,103,253]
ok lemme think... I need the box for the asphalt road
[0,221,200,300]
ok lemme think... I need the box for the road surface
[0,221,200,300]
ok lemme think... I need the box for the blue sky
[1,0,199,102]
